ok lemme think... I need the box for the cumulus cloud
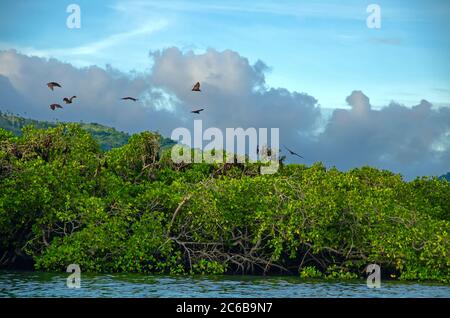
[0,47,321,144]
[0,49,183,135]
[0,48,449,179]
[148,47,321,142]
[304,91,450,178]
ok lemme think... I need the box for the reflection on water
[0,271,449,298]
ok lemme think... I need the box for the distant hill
[0,111,175,151]
[0,111,54,135]
[440,172,450,182]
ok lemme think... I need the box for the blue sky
[1,0,449,110]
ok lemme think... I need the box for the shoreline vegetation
[0,121,449,283]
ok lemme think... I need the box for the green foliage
[0,112,130,151]
[0,124,449,283]
[440,172,450,182]
[191,260,227,275]
[78,123,130,151]
[0,112,176,152]
[324,265,359,280]
[299,266,322,279]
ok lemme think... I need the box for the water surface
[0,271,449,298]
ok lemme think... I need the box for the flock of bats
[46,81,203,113]
[45,80,303,159]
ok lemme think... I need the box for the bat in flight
[49,104,63,110]
[192,82,201,92]
[121,97,138,101]
[47,82,62,91]
[191,108,204,114]
[63,96,77,104]
[284,145,304,159]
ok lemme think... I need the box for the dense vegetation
[440,172,450,182]
[0,124,449,283]
[0,111,173,151]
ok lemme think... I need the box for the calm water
[0,271,449,298]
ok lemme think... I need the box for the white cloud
[0,49,449,179]
[56,21,168,56]
[0,20,168,69]
[304,91,450,178]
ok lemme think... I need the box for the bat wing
[49,104,62,110]
[47,82,61,90]
[283,145,293,153]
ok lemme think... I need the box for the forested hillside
[440,172,450,182]
[0,112,175,151]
